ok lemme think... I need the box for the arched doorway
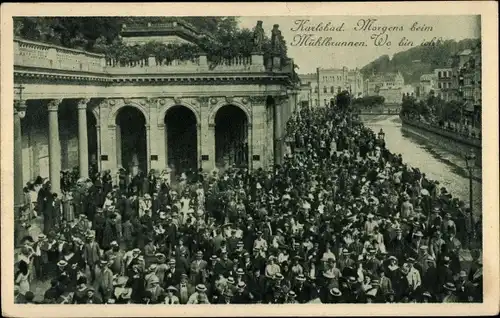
[215,105,249,169]
[115,106,147,176]
[164,105,198,176]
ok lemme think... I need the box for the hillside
[360,38,480,84]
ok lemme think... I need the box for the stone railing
[14,38,106,73]
[14,38,267,74]
[400,116,482,148]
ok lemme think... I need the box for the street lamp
[465,150,476,238]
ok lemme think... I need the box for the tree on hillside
[360,38,481,84]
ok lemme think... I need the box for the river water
[362,115,482,219]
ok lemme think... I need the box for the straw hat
[167,286,178,292]
[196,284,207,292]
[443,282,456,292]
[57,260,68,267]
[330,288,342,297]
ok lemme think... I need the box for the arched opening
[164,105,198,176]
[215,105,248,169]
[115,106,147,176]
[87,111,98,175]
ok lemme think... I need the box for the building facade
[316,67,364,107]
[297,82,312,110]
[298,73,318,107]
[457,45,482,126]
[418,73,436,98]
[364,72,405,105]
[433,68,454,102]
[14,32,296,195]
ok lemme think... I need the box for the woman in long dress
[62,192,75,223]
[15,260,30,295]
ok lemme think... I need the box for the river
[362,115,482,219]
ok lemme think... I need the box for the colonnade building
[13,24,298,195]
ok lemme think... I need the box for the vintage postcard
[1,2,498,317]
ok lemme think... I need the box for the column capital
[14,99,27,117]
[77,98,90,110]
[274,95,289,105]
[248,96,267,105]
[47,99,62,112]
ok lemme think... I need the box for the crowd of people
[14,106,483,305]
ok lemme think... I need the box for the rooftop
[120,20,215,45]
[420,73,435,81]
[367,72,402,83]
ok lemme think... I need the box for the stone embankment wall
[400,117,482,168]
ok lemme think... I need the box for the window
[330,86,334,93]
[438,71,442,78]
[315,99,318,106]
[314,87,318,93]
[438,82,442,89]
[324,86,327,93]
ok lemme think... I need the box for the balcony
[14,38,266,75]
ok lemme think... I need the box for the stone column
[116,124,122,167]
[148,100,164,172]
[77,98,90,178]
[200,97,215,171]
[48,99,62,194]
[273,98,283,165]
[98,101,116,174]
[249,96,266,170]
[146,125,151,172]
[197,123,202,170]
[156,125,166,171]
[203,124,216,171]
[14,101,26,246]
[96,125,102,171]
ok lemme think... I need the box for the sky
[238,15,480,74]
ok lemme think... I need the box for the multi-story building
[298,73,317,107]
[364,72,405,105]
[457,44,482,126]
[433,68,454,101]
[418,73,436,98]
[316,67,364,107]
[13,23,297,193]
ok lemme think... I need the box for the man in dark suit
[164,259,182,288]
[190,251,208,285]
[214,251,233,278]
[83,232,101,283]
[293,274,312,303]
[176,273,195,304]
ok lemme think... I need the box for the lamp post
[465,150,476,239]
[14,85,27,246]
